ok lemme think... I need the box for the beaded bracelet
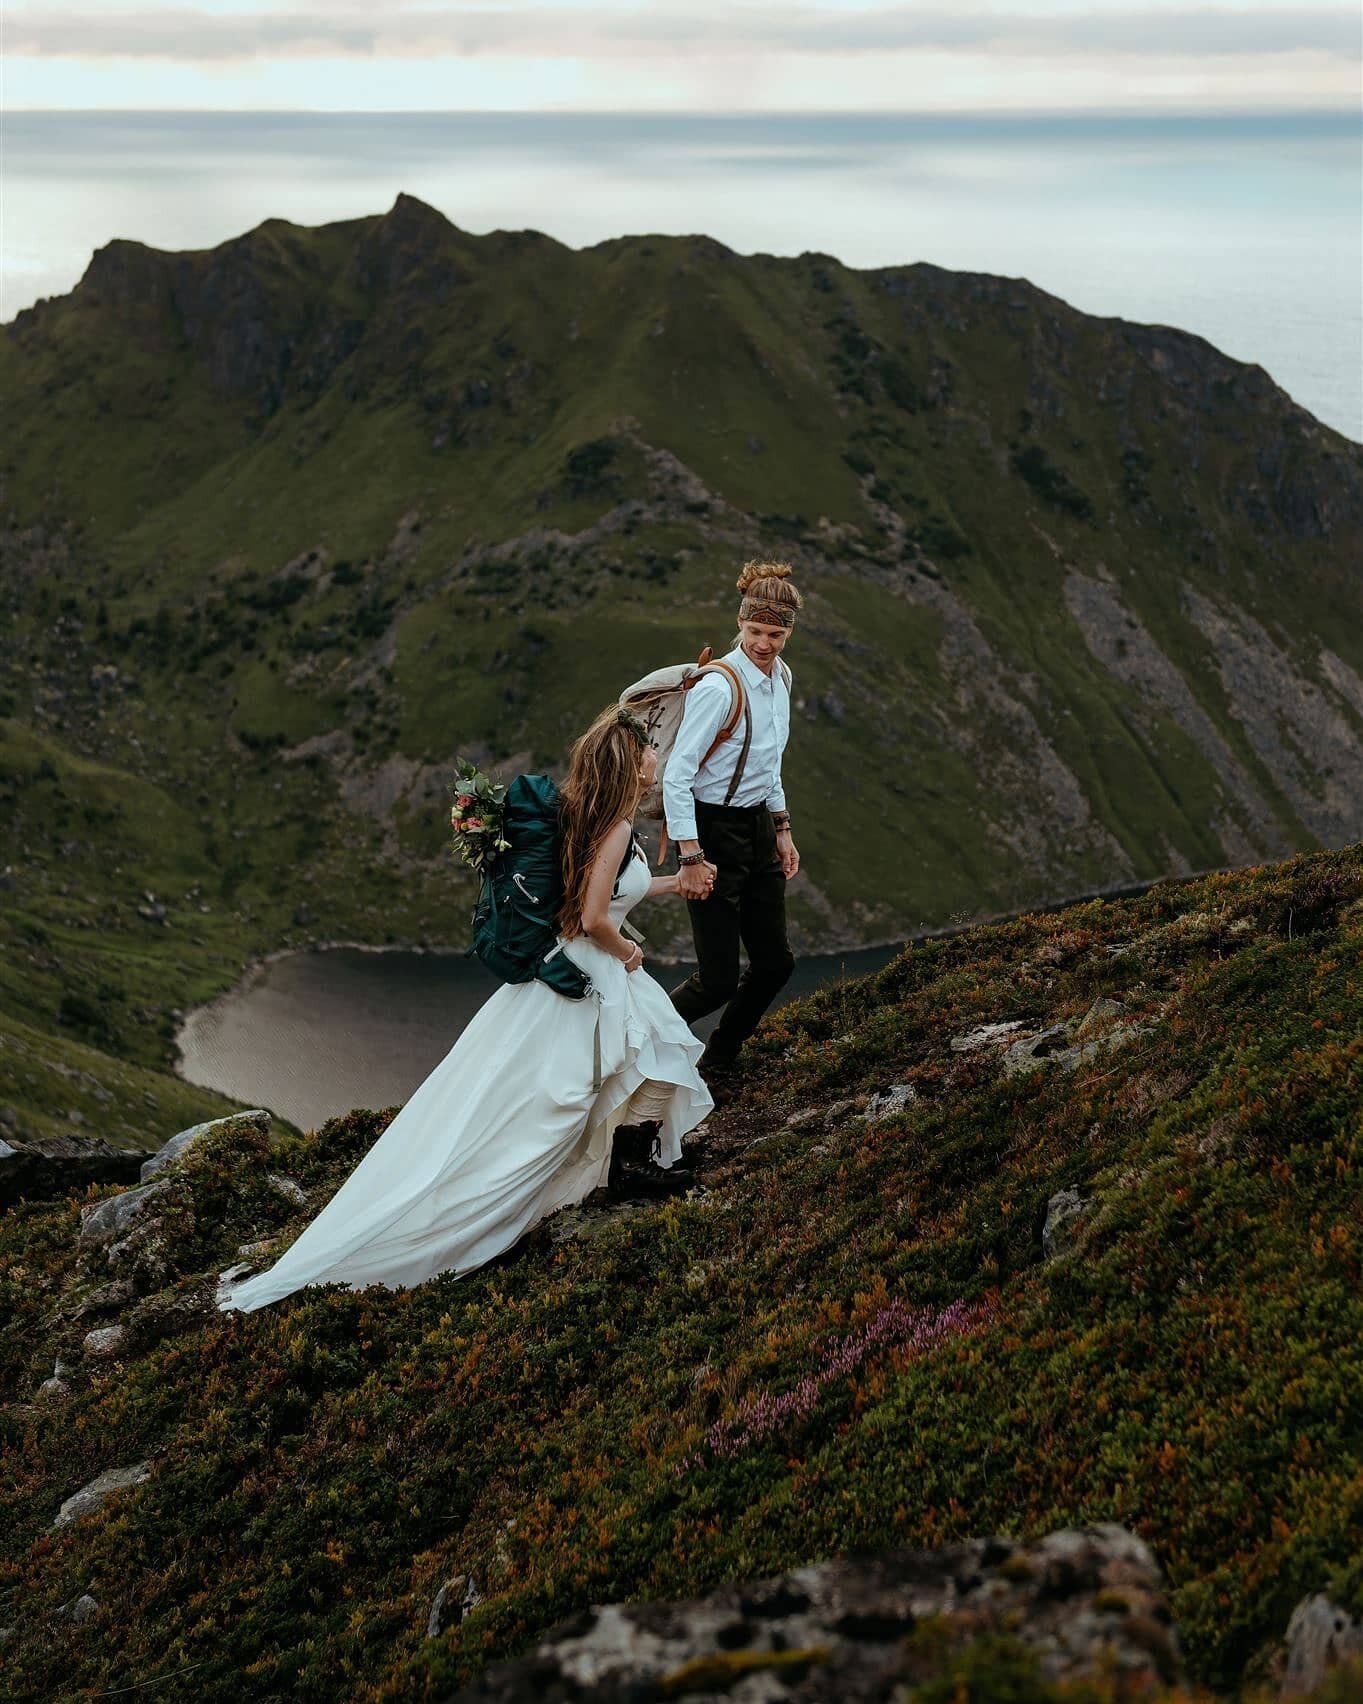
[678,850,707,867]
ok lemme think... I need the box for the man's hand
[776,830,800,880]
[678,858,716,900]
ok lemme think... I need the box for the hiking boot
[612,1120,661,1165]
[609,1157,699,1200]
[608,1121,662,1192]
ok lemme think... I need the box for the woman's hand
[623,943,645,972]
[678,859,717,900]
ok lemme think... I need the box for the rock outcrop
[140,1108,270,1181]
[52,1462,152,1531]
[1042,1187,1098,1259]
[1282,1595,1363,1697]
[447,1525,1182,1702]
[0,1133,155,1208]
[77,1179,170,1249]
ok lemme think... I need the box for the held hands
[677,859,718,901]
[776,829,800,880]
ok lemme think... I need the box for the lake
[175,940,902,1131]
[5,110,1359,440]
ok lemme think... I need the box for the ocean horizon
[5,108,1360,440]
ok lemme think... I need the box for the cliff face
[0,193,1361,1120]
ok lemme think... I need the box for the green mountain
[2,845,1360,1697]
[1,192,1361,1143]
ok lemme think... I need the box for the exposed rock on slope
[450,1526,1182,1702]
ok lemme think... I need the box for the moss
[657,1644,831,1694]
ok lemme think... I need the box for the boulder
[81,1325,127,1359]
[1282,1594,1363,1696]
[1076,996,1127,1038]
[66,1278,136,1321]
[447,1524,1181,1702]
[1004,1016,1144,1080]
[52,1462,151,1529]
[950,1020,1027,1052]
[428,1574,482,1639]
[1043,1188,1098,1258]
[864,1085,918,1121]
[78,1180,169,1249]
[54,1594,100,1626]
[266,1172,307,1205]
[140,1108,270,1181]
[1002,1024,1074,1077]
[0,1133,155,1208]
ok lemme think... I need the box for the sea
[4,109,1360,440]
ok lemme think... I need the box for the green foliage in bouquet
[448,759,509,876]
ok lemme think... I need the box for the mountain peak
[380,191,457,237]
[342,191,465,300]
[76,237,173,313]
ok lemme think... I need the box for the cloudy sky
[10,0,1360,111]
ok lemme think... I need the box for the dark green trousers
[669,801,796,1069]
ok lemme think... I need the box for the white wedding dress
[216,845,712,1313]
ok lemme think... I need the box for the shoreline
[171,862,1227,1095]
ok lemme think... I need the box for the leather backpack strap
[698,659,747,768]
[722,699,755,804]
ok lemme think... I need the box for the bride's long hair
[558,706,650,939]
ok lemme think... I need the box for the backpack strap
[698,658,747,768]
[722,699,754,805]
[648,653,749,867]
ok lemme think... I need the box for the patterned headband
[739,597,796,629]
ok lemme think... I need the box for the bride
[216,706,715,1314]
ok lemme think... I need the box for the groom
[665,560,803,1085]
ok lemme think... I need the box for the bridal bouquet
[449,759,510,875]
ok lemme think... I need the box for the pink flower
[675,1295,996,1474]
[466,817,485,830]
[457,794,474,808]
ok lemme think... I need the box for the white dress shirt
[663,645,791,842]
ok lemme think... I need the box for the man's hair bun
[736,559,797,594]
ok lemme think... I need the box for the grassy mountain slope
[1,191,1360,1139]
[2,844,1360,1697]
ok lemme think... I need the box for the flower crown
[615,706,653,748]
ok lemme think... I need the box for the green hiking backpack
[466,773,592,999]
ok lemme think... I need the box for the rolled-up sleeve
[663,673,731,842]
